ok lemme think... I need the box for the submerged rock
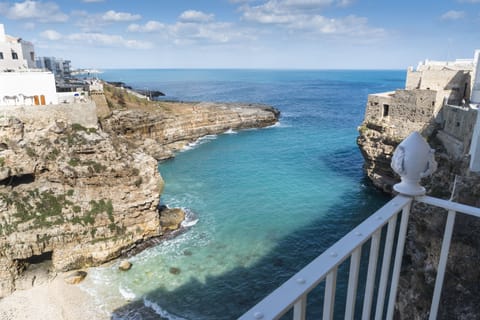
[169,267,181,275]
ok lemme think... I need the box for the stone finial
[391,131,437,196]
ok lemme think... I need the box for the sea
[80,69,405,319]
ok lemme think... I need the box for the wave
[181,134,218,151]
[223,128,237,134]
[119,286,136,301]
[181,208,199,228]
[144,297,187,320]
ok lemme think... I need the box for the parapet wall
[436,105,478,158]
[406,69,471,107]
[0,102,98,128]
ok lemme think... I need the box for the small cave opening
[0,173,35,187]
[24,251,53,265]
[15,251,55,288]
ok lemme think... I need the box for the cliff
[357,86,480,318]
[101,101,279,160]
[0,85,279,297]
[358,121,480,319]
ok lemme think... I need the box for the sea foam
[143,297,187,320]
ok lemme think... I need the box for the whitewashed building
[0,24,35,71]
[0,24,58,106]
[0,71,58,106]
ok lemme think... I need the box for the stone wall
[406,69,471,107]
[0,102,98,128]
[363,89,437,139]
[437,105,478,158]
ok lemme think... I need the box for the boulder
[159,208,186,231]
[119,260,132,271]
[64,271,87,285]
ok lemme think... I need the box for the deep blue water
[82,69,405,319]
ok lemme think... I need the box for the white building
[36,56,72,80]
[0,24,35,71]
[0,71,58,106]
[0,24,58,106]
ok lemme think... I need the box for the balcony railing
[239,132,480,320]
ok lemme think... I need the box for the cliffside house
[362,50,480,173]
[0,24,35,71]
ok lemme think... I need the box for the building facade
[36,56,72,80]
[0,24,36,71]
[0,71,58,106]
[362,50,480,172]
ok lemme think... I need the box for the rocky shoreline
[0,84,280,298]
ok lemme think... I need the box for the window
[12,52,18,60]
[0,52,3,59]
[30,52,34,61]
[383,104,389,117]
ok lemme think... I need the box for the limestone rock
[119,260,132,271]
[0,117,162,297]
[101,101,279,160]
[159,208,186,231]
[64,271,87,285]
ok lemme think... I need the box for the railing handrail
[239,195,413,320]
[240,193,480,320]
[416,195,480,217]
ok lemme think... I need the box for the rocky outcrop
[101,101,280,160]
[0,91,280,297]
[0,116,166,296]
[357,122,401,192]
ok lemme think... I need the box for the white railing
[239,132,480,320]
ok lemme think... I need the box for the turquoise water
[82,70,404,319]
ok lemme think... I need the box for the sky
[0,0,479,69]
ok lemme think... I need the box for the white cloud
[102,10,141,22]
[179,10,215,23]
[128,21,166,33]
[40,29,62,40]
[67,32,152,49]
[240,0,384,39]
[128,19,255,45]
[0,0,68,22]
[440,10,465,20]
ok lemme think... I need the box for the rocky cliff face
[357,122,480,319]
[0,116,167,297]
[0,91,279,297]
[101,101,280,160]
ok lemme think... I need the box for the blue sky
[0,0,479,69]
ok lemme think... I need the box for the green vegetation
[0,190,116,237]
[72,123,97,134]
[46,148,60,161]
[25,146,36,158]
[0,157,4,167]
[68,157,81,167]
[0,189,72,230]
[67,157,106,173]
